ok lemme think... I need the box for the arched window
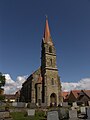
[51,78,54,85]
[49,46,52,53]
[50,58,52,65]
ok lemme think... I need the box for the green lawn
[11,111,46,120]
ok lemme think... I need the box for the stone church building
[20,18,62,106]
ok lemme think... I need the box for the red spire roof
[43,17,53,45]
[44,17,51,40]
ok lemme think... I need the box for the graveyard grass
[11,111,46,120]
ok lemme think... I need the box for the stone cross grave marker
[47,110,59,120]
[73,102,77,107]
[28,109,35,116]
[81,107,86,114]
[69,110,77,118]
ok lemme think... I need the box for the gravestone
[0,111,10,119]
[69,110,77,118]
[17,102,25,108]
[41,103,46,108]
[81,107,86,114]
[87,108,90,119]
[28,109,35,116]
[0,101,2,106]
[59,108,69,119]
[25,103,28,108]
[0,102,6,107]
[73,102,77,107]
[27,103,36,108]
[62,102,68,107]
[60,102,62,107]
[47,110,59,120]
[71,106,75,110]
[30,103,36,108]
[88,101,90,106]
[12,102,17,107]
[36,103,39,107]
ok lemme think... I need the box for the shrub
[0,94,5,101]
[35,110,45,118]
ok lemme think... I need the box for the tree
[0,72,5,88]
[0,94,5,100]
[0,73,5,100]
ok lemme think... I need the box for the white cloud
[3,74,90,94]
[62,78,90,91]
[4,74,15,86]
[3,74,27,94]
[16,76,28,89]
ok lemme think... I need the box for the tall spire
[43,16,53,45]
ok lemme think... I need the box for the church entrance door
[50,93,57,106]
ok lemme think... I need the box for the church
[20,18,62,106]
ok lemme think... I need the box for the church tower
[41,17,61,106]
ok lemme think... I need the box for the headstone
[88,101,90,106]
[41,103,46,108]
[17,102,25,108]
[59,108,69,119]
[60,102,62,106]
[62,102,68,107]
[0,111,10,119]
[73,102,77,107]
[0,102,6,107]
[25,103,28,108]
[71,106,75,110]
[30,103,36,108]
[28,109,35,116]
[87,108,90,119]
[81,107,86,114]
[69,110,77,118]
[47,110,59,120]
[36,103,39,107]
[0,101,2,106]
[12,102,17,107]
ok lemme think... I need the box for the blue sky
[0,0,90,83]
